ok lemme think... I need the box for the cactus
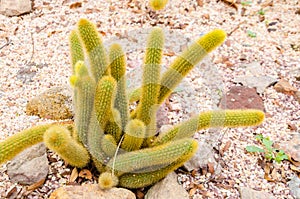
[149,0,169,11]
[0,19,265,190]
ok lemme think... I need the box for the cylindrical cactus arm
[136,27,164,140]
[149,0,169,11]
[94,76,117,129]
[71,61,96,145]
[77,18,109,82]
[153,109,265,146]
[118,155,195,189]
[106,138,198,176]
[158,29,226,104]
[0,124,53,165]
[121,119,146,151]
[44,125,90,168]
[109,43,129,130]
[100,134,117,158]
[105,109,122,143]
[69,30,84,74]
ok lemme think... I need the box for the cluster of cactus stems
[0,19,265,189]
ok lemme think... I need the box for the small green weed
[246,30,256,38]
[257,9,265,15]
[246,134,288,163]
[241,1,252,6]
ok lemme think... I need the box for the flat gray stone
[288,176,300,199]
[49,185,136,199]
[7,143,49,185]
[145,172,189,199]
[0,0,32,16]
[239,187,276,199]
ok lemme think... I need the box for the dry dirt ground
[0,0,299,198]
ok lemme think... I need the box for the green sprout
[246,134,288,163]
[246,30,256,38]
[257,9,265,15]
[241,1,252,6]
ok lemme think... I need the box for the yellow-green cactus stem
[105,108,122,143]
[0,124,52,165]
[137,27,164,140]
[43,125,90,168]
[98,172,119,189]
[154,109,265,146]
[69,30,84,74]
[119,156,195,189]
[121,119,146,151]
[128,87,141,103]
[149,0,169,11]
[106,138,197,176]
[109,43,129,130]
[73,61,96,145]
[77,18,109,82]
[94,76,117,129]
[158,29,226,104]
[101,134,117,157]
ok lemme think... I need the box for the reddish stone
[219,86,265,111]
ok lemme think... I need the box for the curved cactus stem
[69,30,84,74]
[121,119,146,151]
[101,134,118,157]
[119,155,195,189]
[0,124,53,165]
[77,18,109,82]
[44,125,90,168]
[105,108,122,143]
[158,29,226,104]
[109,43,129,130]
[149,0,169,11]
[153,109,265,146]
[106,138,197,176]
[98,172,119,189]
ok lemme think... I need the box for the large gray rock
[26,86,74,120]
[184,141,221,175]
[288,176,300,199]
[7,143,49,185]
[239,187,276,199]
[49,185,136,199]
[0,0,32,16]
[145,172,189,199]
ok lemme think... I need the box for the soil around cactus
[0,0,299,198]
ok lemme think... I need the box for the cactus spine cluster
[0,19,265,190]
[149,0,169,11]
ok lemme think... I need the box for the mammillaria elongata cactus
[0,18,265,189]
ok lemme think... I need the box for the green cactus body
[77,18,109,82]
[101,134,117,157]
[44,125,90,168]
[128,87,141,103]
[154,109,265,146]
[98,172,119,189]
[149,0,169,11]
[158,29,226,104]
[105,109,122,143]
[0,124,52,165]
[94,76,117,129]
[109,44,129,131]
[121,119,146,151]
[119,155,195,189]
[73,61,96,145]
[136,28,164,140]
[69,30,84,74]
[106,138,197,176]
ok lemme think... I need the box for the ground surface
[0,0,299,198]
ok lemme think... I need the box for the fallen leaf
[196,0,204,7]
[220,0,238,10]
[263,163,275,182]
[290,165,300,173]
[70,2,82,9]
[189,188,197,196]
[69,167,78,182]
[79,169,93,180]
[207,162,215,174]
[6,186,17,198]
[27,178,46,191]
[220,141,231,156]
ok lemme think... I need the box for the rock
[219,86,265,111]
[279,134,300,164]
[145,172,189,199]
[233,76,277,94]
[288,176,300,199]
[26,86,74,120]
[184,141,221,175]
[239,187,276,199]
[7,143,49,185]
[0,0,32,16]
[274,79,298,95]
[49,185,136,199]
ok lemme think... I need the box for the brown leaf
[290,165,300,173]
[207,162,215,174]
[263,163,275,182]
[220,141,231,156]
[69,167,78,182]
[189,188,197,196]
[163,51,175,57]
[220,0,238,10]
[79,169,93,180]
[27,178,46,191]
[70,2,82,9]
[6,186,17,198]
[196,0,204,7]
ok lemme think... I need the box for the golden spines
[149,0,169,11]
[69,30,84,74]
[121,119,146,151]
